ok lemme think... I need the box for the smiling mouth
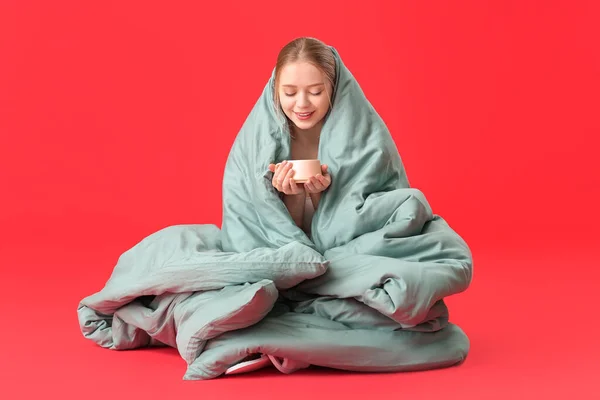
[294,111,314,120]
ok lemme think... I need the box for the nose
[296,92,310,108]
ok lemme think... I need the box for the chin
[293,120,317,130]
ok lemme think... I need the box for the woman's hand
[268,160,305,195]
[304,164,331,194]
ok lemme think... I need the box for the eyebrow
[281,83,325,88]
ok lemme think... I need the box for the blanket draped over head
[78,47,473,380]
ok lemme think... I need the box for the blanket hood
[221,46,416,254]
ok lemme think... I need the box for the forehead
[279,61,324,86]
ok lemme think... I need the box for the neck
[291,121,322,145]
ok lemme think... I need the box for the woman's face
[278,61,332,132]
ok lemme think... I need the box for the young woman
[267,37,334,237]
[78,36,472,380]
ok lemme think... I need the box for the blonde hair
[273,37,336,130]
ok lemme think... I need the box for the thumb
[321,164,328,174]
[268,164,276,172]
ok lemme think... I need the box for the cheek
[316,97,330,113]
[280,97,294,111]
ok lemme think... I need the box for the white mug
[276,159,321,183]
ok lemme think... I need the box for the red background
[1,0,598,398]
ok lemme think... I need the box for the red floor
[2,226,597,399]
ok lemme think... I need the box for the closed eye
[284,91,323,97]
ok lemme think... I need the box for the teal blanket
[78,47,473,380]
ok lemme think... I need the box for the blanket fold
[78,46,473,380]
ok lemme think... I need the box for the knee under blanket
[77,47,473,380]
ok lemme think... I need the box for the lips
[294,111,314,120]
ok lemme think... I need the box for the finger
[272,176,281,191]
[277,160,288,172]
[277,160,288,179]
[289,174,301,194]
[275,161,284,173]
[321,164,328,174]
[304,180,317,193]
[316,174,329,187]
[282,168,295,193]
[268,164,276,173]
[276,162,288,187]
[282,162,294,191]
[310,177,324,192]
[279,161,290,177]
[310,176,324,190]
[274,171,283,190]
